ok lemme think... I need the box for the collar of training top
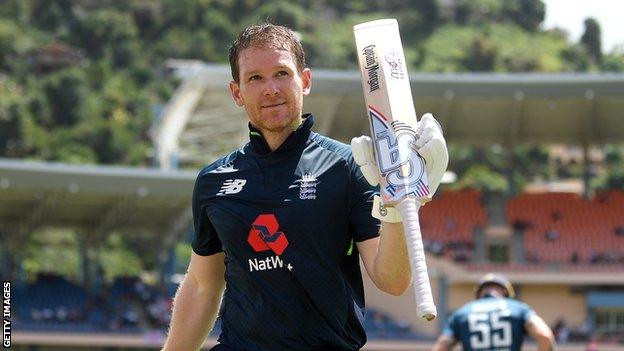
[247,113,314,155]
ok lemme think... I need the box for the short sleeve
[190,174,223,256]
[441,313,457,339]
[521,303,537,325]
[348,156,381,242]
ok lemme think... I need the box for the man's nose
[264,79,279,96]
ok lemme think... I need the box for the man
[163,23,448,351]
[432,273,555,351]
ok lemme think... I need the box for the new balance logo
[217,179,247,195]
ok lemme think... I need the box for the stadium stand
[419,190,487,262]
[13,274,420,340]
[14,273,104,332]
[363,308,424,340]
[507,191,624,265]
[13,273,168,333]
[9,190,624,349]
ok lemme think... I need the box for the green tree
[397,0,440,44]
[130,1,164,41]
[461,36,497,71]
[251,1,309,31]
[601,53,624,72]
[456,0,506,25]
[23,229,81,279]
[502,0,545,32]
[593,145,624,190]
[455,0,545,31]
[452,165,508,192]
[28,0,77,35]
[0,19,36,72]
[99,233,144,280]
[0,78,25,157]
[73,9,139,66]
[41,68,88,127]
[581,17,602,65]
[560,44,591,71]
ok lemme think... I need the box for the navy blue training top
[191,114,380,351]
[442,295,536,351]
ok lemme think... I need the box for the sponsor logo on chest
[248,255,293,272]
[246,214,294,272]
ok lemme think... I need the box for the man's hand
[352,134,402,223]
[414,113,448,195]
[351,135,380,186]
[351,112,448,194]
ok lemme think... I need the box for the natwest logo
[247,214,289,255]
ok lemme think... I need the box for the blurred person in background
[432,273,555,351]
[162,22,448,351]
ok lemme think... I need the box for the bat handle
[396,196,437,321]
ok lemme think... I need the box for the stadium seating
[419,190,487,261]
[506,191,624,265]
[12,190,624,336]
[14,273,152,333]
[14,273,104,332]
[363,308,423,340]
[13,274,422,338]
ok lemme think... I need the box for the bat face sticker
[368,106,430,203]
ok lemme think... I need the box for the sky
[541,0,624,53]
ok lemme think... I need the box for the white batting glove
[351,113,448,195]
[352,135,402,223]
[351,135,380,186]
[414,113,448,195]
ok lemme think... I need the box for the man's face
[229,46,311,135]
[478,284,507,298]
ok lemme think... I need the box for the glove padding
[351,113,448,195]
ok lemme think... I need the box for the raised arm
[357,222,411,295]
[352,113,448,296]
[162,252,226,351]
[525,314,556,351]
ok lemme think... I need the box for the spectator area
[13,273,419,339]
[420,190,487,242]
[419,190,488,261]
[14,273,171,333]
[11,190,624,337]
[507,191,624,264]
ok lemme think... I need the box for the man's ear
[229,80,244,106]
[301,68,312,96]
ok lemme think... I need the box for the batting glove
[414,113,448,195]
[352,135,403,223]
[351,113,448,220]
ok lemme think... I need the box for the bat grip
[396,196,437,321]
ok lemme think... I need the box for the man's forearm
[431,335,456,351]
[526,315,556,351]
[373,221,411,295]
[536,337,556,351]
[535,329,556,351]
[163,274,223,351]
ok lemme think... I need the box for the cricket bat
[353,19,437,321]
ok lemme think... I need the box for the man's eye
[276,71,289,77]
[249,75,261,81]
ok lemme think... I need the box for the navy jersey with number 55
[442,296,536,351]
